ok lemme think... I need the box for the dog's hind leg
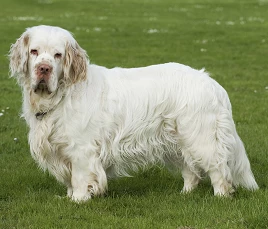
[181,164,200,193]
[208,167,234,196]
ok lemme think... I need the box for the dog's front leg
[70,154,107,202]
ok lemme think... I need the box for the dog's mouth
[34,79,52,94]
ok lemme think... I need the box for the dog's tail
[230,132,259,190]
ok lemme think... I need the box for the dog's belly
[101,115,183,177]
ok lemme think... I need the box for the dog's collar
[35,112,47,120]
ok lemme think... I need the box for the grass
[1,0,268,228]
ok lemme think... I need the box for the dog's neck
[27,88,64,120]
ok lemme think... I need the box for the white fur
[9,25,258,202]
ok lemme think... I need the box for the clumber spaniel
[9,25,258,202]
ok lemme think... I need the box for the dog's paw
[71,191,92,203]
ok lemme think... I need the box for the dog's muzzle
[34,63,53,94]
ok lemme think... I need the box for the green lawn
[1,0,268,228]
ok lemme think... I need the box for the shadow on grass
[6,163,260,203]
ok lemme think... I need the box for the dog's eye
[30,49,38,55]
[54,53,62,58]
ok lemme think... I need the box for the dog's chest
[29,116,69,171]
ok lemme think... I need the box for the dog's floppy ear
[63,40,88,85]
[9,31,30,79]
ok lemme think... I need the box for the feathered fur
[9,25,258,202]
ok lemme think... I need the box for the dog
[9,25,258,202]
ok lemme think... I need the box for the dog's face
[9,25,88,96]
[28,29,66,94]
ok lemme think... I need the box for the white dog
[9,25,258,202]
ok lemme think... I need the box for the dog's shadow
[15,166,178,200]
[31,167,216,200]
[106,167,185,198]
[22,166,258,201]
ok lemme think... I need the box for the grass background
[0,0,268,228]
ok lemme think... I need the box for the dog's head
[9,25,88,95]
